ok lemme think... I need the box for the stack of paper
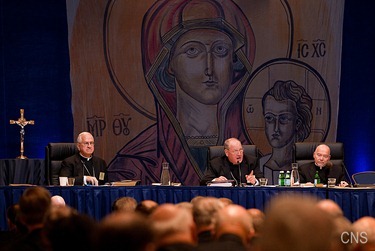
[207,180,234,187]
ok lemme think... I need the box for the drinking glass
[259,178,268,186]
[67,178,75,186]
[328,178,336,187]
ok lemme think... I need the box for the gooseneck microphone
[328,161,353,187]
[81,160,85,184]
[237,160,243,187]
[81,160,95,185]
[343,162,354,187]
[230,171,238,187]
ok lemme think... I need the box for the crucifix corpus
[9,109,35,159]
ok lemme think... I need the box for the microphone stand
[343,163,354,187]
[81,160,86,185]
[237,161,243,187]
[230,171,238,187]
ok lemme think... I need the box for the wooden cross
[9,109,35,159]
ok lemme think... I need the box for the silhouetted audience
[191,196,225,243]
[111,196,137,212]
[5,187,374,251]
[218,197,233,206]
[43,206,97,251]
[316,199,344,218]
[6,186,51,251]
[135,199,159,216]
[259,194,334,251]
[352,216,375,251]
[93,211,155,251]
[0,203,27,250]
[246,208,265,250]
[196,204,254,251]
[176,201,193,212]
[246,208,265,234]
[330,215,353,251]
[150,203,197,251]
[50,195,66,208]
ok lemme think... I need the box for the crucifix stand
[9,109,35,159]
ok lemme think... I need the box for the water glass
[67,178,75,186]
[328,178,336,187]
[259,178,268,186]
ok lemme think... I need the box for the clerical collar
[314,163,325,170]
[79,153,92,161]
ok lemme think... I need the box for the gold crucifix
[10,109,35,159]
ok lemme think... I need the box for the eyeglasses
[315,153,330,159]
[226,149,244,155]
[81,141,94,146]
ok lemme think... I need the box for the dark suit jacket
[200,155,263,186]
[298,161,347,185]
[59,153,107,185]
[157,243,196,251]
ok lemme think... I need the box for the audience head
[260,193,334,251]
[112,196,137,212]
[6,203,27,234]
[43,206,97,251]
[218,197,234,206]
[51,195,66,208]
[316,199,343,218]
[176,201,193,211]
[352,216,375,251]
[330,216,353,251]
[135,200,159,216]
[18,186,51,230]
[246,208,265,235]
[150,203,197,248]
[246,208,265,250]
[214,204,254,246]
[192,196,225,233]
[93,211,155,251]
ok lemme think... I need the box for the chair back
[45,143,78,185]
[352,171,375,185]
[293,142,344,167]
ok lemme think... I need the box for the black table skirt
[0,159,45,186]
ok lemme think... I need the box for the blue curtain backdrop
[0,0,73,159]
[337,0,375,174]
[0,0,374,177]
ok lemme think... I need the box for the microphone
[81,160,96,185]
[237,160,243,187]
[343,162,354,187]
[230,170,238,187]
[81,160,86,185]
[328,161,353,187]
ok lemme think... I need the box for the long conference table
[0,185,374,231]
